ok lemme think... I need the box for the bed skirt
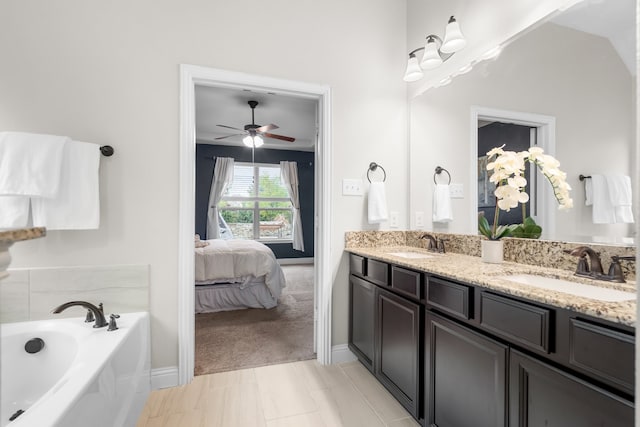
[195,278,281,313]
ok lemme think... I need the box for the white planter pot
[481,240,503,264]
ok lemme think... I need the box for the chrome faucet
[52,301,108,328]
[566,246,635,283]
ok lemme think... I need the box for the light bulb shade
[243,135,254,147]
[253,135,264,147]
[403,55,423,82]
[420,38,443,70]
[441,17,466,54]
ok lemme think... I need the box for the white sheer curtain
[206,157,234,239]
[280,161,304,251]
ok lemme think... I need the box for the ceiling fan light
[253,135,264,148]
[403,54,423,82]
[243,135,254,147]
[441,16,466,54]
[420,37,443,70]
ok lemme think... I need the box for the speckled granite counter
[0,227,46,243]
[347,245,636,327]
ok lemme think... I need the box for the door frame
[178,64,332,384]
[470,106,556,236]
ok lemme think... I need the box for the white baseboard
[278,257,315,265]
[331,344,357,364]
[151,366,179,390]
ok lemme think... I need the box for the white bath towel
[433,184,453,223]
[31,141,101,230]
[0,196,30,228]
[589,175,616,224]
[368,182,388,224]
[606,174,634,223]
[0,132,68,197]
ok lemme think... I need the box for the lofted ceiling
[195,85,318,152]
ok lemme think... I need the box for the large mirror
[409,0,636,246]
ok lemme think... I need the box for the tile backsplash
[1,264,149,323]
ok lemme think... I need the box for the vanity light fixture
[403,16,467,82]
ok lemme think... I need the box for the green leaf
[511,216,542,239]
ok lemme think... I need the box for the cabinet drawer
[366,259,389,287]
[391,266,422,299]
[350,254,366,277]
[480,292,551,353]
[427,277,471,320]
[569,318,634,394]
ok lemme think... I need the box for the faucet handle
[84,309,95,323]
[108,314,120,331]
[437,238,446,253]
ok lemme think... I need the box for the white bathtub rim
[2,312,149,427]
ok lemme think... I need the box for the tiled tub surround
[345,231,636,327]
[1,264,149,323]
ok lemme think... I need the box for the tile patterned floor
[136,360,420,427]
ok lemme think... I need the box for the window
[219,162,293,242]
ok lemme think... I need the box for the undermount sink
[386,251,434,259]
[498,274,636,302]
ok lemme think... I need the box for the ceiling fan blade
[215,133,244,140]
[216,124,245,132]
[255,123,279,133]
[264,133,295,142]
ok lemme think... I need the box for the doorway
[178,65,332,385]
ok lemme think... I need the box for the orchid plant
[478,145,573,240]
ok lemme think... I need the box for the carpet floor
[194,264,315,376]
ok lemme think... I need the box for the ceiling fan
[215,100,296,147]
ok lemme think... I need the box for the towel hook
[434,166,451,185]
[367,162,386,183]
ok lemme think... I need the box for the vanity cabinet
[509,349,634,426]
[426,312,508,427]
[348,254,635,426]
[376,287,422,418]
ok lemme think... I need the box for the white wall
[0,0,408,369]
[409,23,635,241]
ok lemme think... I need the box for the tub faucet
[52,301,108,328]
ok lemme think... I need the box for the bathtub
[1,312,150,427]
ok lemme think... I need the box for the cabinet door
[349,275,376,371]
[426,312,508,427]
[510,349,634,427]
[376,288,422,418]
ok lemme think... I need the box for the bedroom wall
[1,0,408,372]
[194,143,315,259]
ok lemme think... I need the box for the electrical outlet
[415,211,424,227]
[389,211,399,228]
[342,179,363,196]
[450,183,464,198]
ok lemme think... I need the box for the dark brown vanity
[348,253,634,426]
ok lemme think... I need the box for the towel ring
[434,166,451,185]
[367,162,386,183]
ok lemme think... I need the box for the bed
[194,239,287,313]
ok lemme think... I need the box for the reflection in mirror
[409,0,636,246]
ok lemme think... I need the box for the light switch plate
[415,211,424,227]
[389,211,399,228]
[450,183,464,198]
[342,179,363,196]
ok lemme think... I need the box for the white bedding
[194,239,286,299]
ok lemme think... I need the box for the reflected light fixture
[403,16,467,82]
[242,133,264,148]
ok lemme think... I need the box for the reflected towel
[0,196,30,228]
[31,141,101,230]
[433,184,453,223]
[590,175,616,224]
[368,182,388,224]
[606,174,634,223]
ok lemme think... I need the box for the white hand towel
[0,132,68,197]
[368,182,388,224]
[584,178,593,206]
[433,184,453,223]
[605,174,634,223]
[0,196,30,228]
[590,175,616,224]
[31,141,101,230]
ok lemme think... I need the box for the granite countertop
[0,227,46,243]
[347,246,636,327]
